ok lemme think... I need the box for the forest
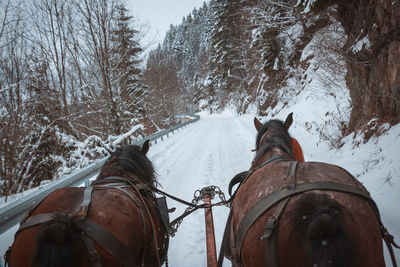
[1,0,399,197]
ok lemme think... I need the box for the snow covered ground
[1,109,399,266]
[148,110,256,267]
[149,109,400,267]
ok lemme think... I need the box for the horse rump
[289,193,355,267]
[33,214,84,267]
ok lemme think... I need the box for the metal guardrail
[0,115,200,235]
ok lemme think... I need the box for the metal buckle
[259,218,276,240]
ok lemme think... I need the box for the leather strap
[217,210,233,267]
[91,176,138,185]
[382,227,400,267]
[228,171,250,197]
[235,181,374,261]
[259,197,290,241]
[253,155,284,172]
[261,197,290,267]
[156,196,171,265]
[81,235,102,267]
[228,155,284,198]
[15,213,56,237]
[77,186,93,218]
[286,161,298,189]
[74,219,137,267]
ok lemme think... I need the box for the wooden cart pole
[203,190,218,267]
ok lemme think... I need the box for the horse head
[252,113,304,167]
[97,140,156,185]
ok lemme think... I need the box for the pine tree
[13,54,64,193]
[210,0,246,92]
[110,4,146,134]
[252,0,300,73]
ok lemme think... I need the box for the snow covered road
[148,111,256,267]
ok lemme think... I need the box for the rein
[228,155,284,197]
[150,185,232,237]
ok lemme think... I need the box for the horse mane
[291,137,305,162]
[33,214,84,267]
[255,119,294,160]
[97,145,156,186]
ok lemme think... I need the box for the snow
[148,109,255,267]
[1,21,399,267]
[1,108,399,266]
[111,124,144,147]
[351,35,371,53]
[149,107,400,266]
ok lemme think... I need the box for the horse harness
[5,176,170,267]
[218,156,399,267]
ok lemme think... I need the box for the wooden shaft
[204,194,218,267]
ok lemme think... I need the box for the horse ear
[141,140,150,155]
[284,112,293,130]
[254,117,263,131]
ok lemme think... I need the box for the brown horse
[222,113,395,267]
[6,140,169,267]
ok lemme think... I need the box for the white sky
[127,0,209,50]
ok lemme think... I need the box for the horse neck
[97,172,144,184]
[252,147,291,170]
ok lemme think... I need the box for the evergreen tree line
[2,0,397,196]
[0,0,148,196]
[145,0,399,129]
[143,0,309,114]
[143,0,366,116]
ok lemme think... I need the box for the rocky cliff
[337,0,400,131]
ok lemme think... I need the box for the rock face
[337,0,400,131]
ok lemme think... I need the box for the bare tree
[0,0,39,196]
[143,49,184,127]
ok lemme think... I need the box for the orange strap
[291,138,305,162]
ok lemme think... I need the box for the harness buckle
[76,206,88,218]
[259,218,276,240]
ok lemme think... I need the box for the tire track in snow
[148,113,255,267]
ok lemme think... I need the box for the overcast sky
[127,0,208,50]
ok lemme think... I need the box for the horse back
[9,186,164,267]
[232,160,385,267]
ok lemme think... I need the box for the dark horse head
[254,113,293,157]
[97,140,156,185]
[253,112,305,164]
